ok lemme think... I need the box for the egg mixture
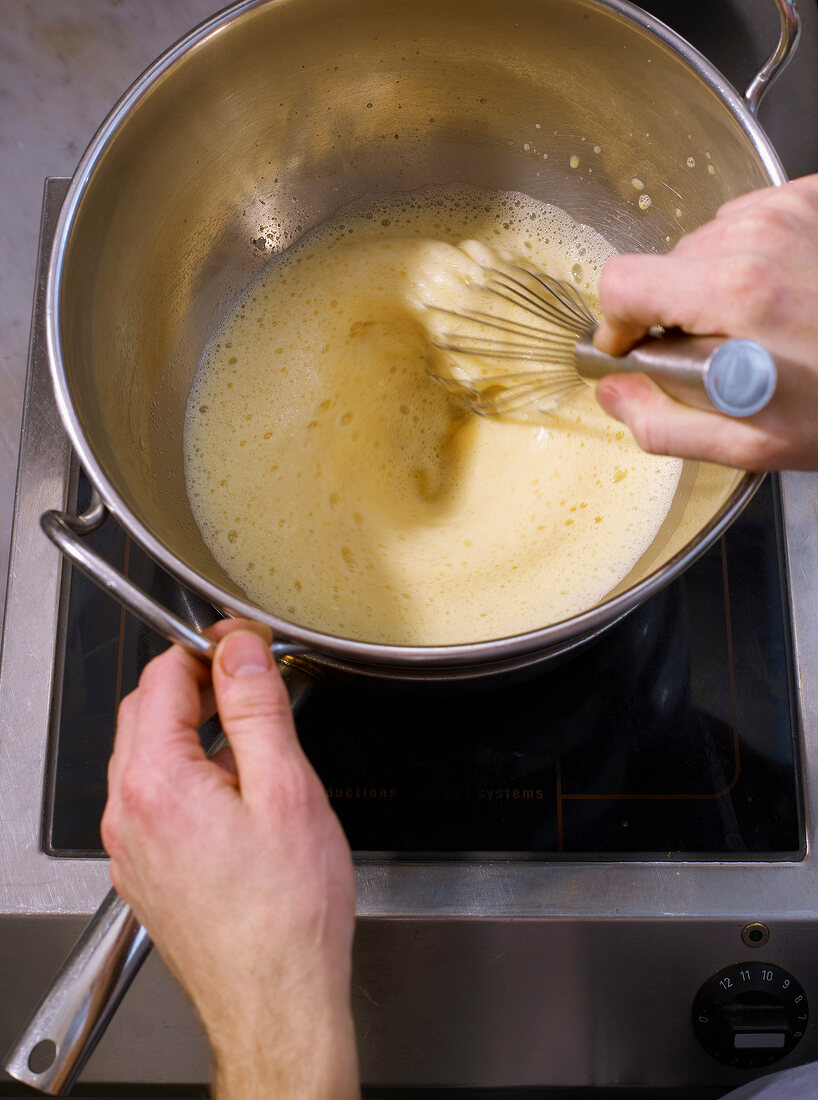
[184,188,682,644]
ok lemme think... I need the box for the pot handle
[2,492,319,1095]
[39,488,311,663]
[745,0,801,115]
[3,656,317,1096]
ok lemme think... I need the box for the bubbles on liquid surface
[184,186,681,645]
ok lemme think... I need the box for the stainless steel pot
[42,0,799,683]
[6,2,799,1094]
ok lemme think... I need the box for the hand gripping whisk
[422,259,777,420]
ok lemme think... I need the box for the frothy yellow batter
[184,188,682,645]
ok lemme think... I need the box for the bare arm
[593,174,818,470]
[101,621,359,1100]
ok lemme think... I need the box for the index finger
[125,643,215,771]
[594,253,727,355]
[112,618,273,768]
[110,641,214,773]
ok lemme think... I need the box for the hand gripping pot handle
[4,491,317,1096]
[5,3,801,1093]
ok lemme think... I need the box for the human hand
[593,174,818,470]
[101,620,359,1100]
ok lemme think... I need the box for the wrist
[207,1000,359,1100]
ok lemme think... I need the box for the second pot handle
[745,0,801,115]
[39,489,311,663]
[4,890,150,1095]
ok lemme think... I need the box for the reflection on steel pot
[45,0,796,681]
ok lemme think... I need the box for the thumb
[211,630,299,802]
[595,374,767,469]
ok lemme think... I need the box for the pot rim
[45,0,783,669]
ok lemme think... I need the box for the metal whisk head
[420,253,778,421]
[422,260,598,418]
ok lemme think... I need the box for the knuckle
[721,255,781,330]
[135,644,190,695]
[119,763,158,816]
[715,193,743,219]
[116,691,138,725]
[274,758,320,817]
[728,431,779,472]
[736,207,784,248]
[631,409,665,456]
[599,254,638,308]
[119,767,142,810]
[796,186,818,221]
[620,384,670,456]
[222,679,292,728]
[99,803,120,858]
[136,657,164,697]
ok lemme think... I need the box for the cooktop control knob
[693,962,808,1068]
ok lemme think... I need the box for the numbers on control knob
[692,961,808,1069]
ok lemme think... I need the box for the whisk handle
[574,333,777,418]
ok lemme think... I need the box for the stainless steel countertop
[0,1,220,632]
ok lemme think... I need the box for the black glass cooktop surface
[44,473,802,859]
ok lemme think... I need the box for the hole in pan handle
[4,889,151,1094]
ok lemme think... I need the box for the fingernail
[596,382,623,420]
[219,631,273,677]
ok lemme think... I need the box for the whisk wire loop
[429,367,585,417]
[423,259,598,417]
[432,306,579,345]
[483,265,597,336]
[434,339,577,364]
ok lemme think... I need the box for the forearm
[210,1011,360,1100]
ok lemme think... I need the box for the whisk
[422,259,777,420]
